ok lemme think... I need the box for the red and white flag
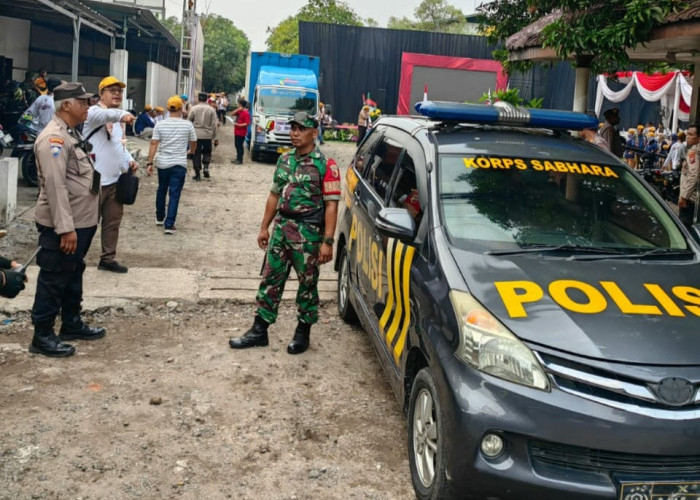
[423,84,428,102]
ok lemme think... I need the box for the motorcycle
[11,114,40,187]
[0,123,13,155]
[658,168,681,203]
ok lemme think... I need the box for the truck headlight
[449,290,549,391]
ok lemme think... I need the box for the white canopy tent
[595,71,693,133]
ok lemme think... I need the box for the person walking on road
[188,92,219,180]
[83,76,137,274]
[30,82,106,358]
[229,111,341,355]
[231,98,250,165]
[678,124,699,230]
[145,95,197,234]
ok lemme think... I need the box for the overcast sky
[163,0,481,51]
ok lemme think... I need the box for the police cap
[53,82,93,101]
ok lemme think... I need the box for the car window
[389,153,423,227]
[438,153,688,252]
[365,137,404,202]
[354,130,383,177]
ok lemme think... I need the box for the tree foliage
[200,14,250,92]
[477,0,692,75]
[266,0,365,53]
[159,14,250,93]
[388,0,466,33]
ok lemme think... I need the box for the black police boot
[203,166,210,178]
[287,322,311,355]
[29,322,75,357]
[192,168,201,181]
[59,316,106,341]
[229,315,269,349]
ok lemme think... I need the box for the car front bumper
[430,349,700,500]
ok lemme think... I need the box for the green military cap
[288,111,319,129]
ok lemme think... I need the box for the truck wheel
[21,152,38,187]
[408,368,454,500]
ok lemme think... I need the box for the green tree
[266,0,364,53]
[200,14,250,92]
[478,0,691,75]
[159,14,249,93]
[160,16,181,38]
[388,0,466,33]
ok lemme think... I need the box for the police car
[334,101,700,500]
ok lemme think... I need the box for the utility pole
[177,0,196,97]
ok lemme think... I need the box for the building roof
[0,0,119,37]
[506,1,700,64]
[85,0,179,48]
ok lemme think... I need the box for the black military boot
[29,322,75,357]
[203,166,210,178]
[287,322,311,355]
[59,316,106,341]
[229,315,269,349]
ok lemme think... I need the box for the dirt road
[0,126,414,499]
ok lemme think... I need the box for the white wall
[0,16,30,81]
[145,62,177,109]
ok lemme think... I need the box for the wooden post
[0,158,18,223]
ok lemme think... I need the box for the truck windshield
[438,153,689,253]
[257,88,317,115]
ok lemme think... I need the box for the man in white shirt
[23,78,62,130]
[663,132,686,171]
[82,76,136,273]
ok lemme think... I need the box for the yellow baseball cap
[166,95,182,111]
[144,104,152,111]
[99,76,126,92]
[628,128,635,134]
[637,124,644,130]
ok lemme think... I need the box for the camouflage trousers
[255,219,322,325]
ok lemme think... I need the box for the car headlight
[449,290,549,391]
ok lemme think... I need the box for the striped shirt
[152,118,196,169]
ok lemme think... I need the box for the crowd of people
[1,70,697,358]
[9,72,336,359]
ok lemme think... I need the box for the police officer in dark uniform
[30,82,105,357]
[229,111,341,354]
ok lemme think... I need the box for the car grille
[530,440,700,475]
[537,353,700,411]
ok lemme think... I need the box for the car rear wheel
[409,368,453,500]
[337,247,358,323]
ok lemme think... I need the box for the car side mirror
[376,207,416,242]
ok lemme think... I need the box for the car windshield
[438,153,688,253]
[257,87,317,115]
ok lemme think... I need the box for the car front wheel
[337,247,358,323]
[408,368,453,500]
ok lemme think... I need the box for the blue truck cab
[244,52,320,161]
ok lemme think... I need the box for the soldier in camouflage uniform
[229,111,341,355]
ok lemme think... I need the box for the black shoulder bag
[86,124,139,205]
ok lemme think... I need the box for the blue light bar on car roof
[415,101,599,130]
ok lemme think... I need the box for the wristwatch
[322,236,334,246]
